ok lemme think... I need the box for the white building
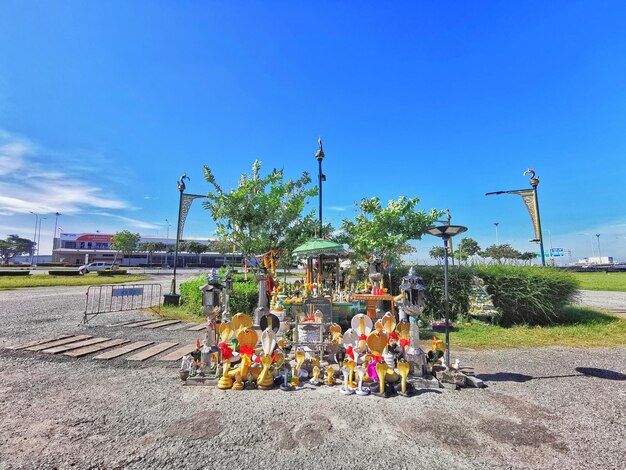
[52,232,242,267]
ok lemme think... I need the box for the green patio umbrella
[292,239,345,257]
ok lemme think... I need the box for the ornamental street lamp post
[486,168,546,266]
[164,175,189,306]
[427,219,467,367]
[315,137,325,237]
[164,174,206,306]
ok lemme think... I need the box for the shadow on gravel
[478,367,626,383]
[575,367,626,381]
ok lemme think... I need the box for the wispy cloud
[0,130,128,215]
[328,205,349,212]
[87,212,160,230]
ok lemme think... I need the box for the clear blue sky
[1,1,625,263]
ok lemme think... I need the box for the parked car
[78,262,116,274]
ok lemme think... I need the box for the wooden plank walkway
[106,320,139,327]
[94,341,154,360]
[64,339,129,358]
[126,319,163,328]
[164,323,196,331]
[26,335,92,352]
[42,337,111,354]
[186,324,206,331]
[142,320,181,329]
[126,342,178,361]
[8,335,73,350]
[159,344,197,361]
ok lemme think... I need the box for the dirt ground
[1,276,625,469]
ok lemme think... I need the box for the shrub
[179,272,259,317]
[179,274,206,312]
[0,271,30,276]
[49,270,81,276]
[476,265,579,326]
[231,280,258,315]
[97,269,128,276]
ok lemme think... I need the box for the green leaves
[0,234,34,264]
[340,196,442,262]
[111,231,140,253]
[203,160,318,258]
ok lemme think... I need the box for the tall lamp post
[494,222,499,245]
[29,211,38,265]
[315,137,325,237]
[36,217,46,266]
[52,212,61,251]
[426,220,467,367]
[165,218,171,267]
[595,234,601,261]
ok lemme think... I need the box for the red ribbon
[346,345,355,360]
[388,332,399,343]
[218,342,232,360]
[239,344,255,356]
[370,354,384,363]
[359,334,367,341]
[253,355,261,364]
[400,338,410,352]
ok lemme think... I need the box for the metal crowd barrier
[81,283,162,324]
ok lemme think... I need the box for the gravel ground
[1,278,625,469]
[578,289,626,318]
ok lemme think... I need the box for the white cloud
[0,141,29,175]
[0,130,128,215]
[328,205,349,212]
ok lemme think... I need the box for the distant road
[578,290,626,319]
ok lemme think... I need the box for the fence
[82,283,162,324]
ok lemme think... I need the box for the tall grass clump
[476,265,579,326]
[390,265,475,322]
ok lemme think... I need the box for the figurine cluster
[180,311,464,397]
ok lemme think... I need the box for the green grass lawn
[0,274,148,289]
[421,306,626,349]
[570,271,626,292]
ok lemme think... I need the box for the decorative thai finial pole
[524,168,545,266]
[168,174,190,301]
[315,137,325,237]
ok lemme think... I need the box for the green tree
[208,237,236,266]
[518,251,537,265]
[138,241,166,265]
[187,241,208,265]
[111,231,140,267]
[340,196,442,263]
[203,160,318,262]
[429,246,447,265]
[456,237,481,265]
[480,244,522,264]
[0,234,35,265]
